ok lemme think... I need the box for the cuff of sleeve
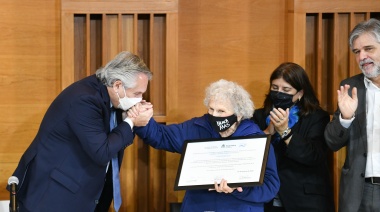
[339,113,355,128]
[123,117,134,129]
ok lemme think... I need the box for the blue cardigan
[135,114,280,212]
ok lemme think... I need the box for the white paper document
[174,135,270,190]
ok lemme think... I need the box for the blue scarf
[266,105,300,143]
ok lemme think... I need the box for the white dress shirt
[363,77,380,177]
[339,77,380,177]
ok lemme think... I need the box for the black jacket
[252,108,335,212]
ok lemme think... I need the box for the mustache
[359,58,374,66]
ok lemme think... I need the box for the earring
[298,96,301,101]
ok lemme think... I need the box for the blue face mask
[270,91,295,110]
[208,114,238,132]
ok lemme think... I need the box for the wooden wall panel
[2,1,378,212]
[150,14,166,116]
[74,15,87,79]
[104,15,120,61]
[90,15,104,74]
[178,0,286,122]
[0,0,60,200]
[322,14,335,112]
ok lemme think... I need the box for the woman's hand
[127,101,154,127]
[127,101,153,118]
[269,108,289,134]
[264,122,275,135]
[209,179,243,193]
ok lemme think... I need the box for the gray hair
[96,51,153,89]
[349,18,380,50]
[203,79,254,120]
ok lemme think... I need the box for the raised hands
[337,85,358,119]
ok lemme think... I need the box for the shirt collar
[364,76,380,90]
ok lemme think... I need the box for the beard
[359,58,380,78]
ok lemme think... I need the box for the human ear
[113,80,122,92]
[298,90,304,101]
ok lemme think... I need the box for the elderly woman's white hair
[203,79,254,120]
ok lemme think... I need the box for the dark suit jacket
[253,108,334,212]
[9,75,134,212]
[324,74,367,212]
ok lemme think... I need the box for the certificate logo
[221,144,236,148]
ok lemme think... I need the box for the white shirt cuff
[339,113,355,128]
[123,117,134,129]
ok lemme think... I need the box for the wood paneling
[178,0,286,121]
[61,1,178,14]
[2,1,378,212]
[0,0,60,200]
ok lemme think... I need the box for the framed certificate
[174,134,271,190]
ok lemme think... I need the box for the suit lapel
[352,75,367,148]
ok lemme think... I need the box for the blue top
[135,114,280,212]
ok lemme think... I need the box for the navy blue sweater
[135,114,280,212]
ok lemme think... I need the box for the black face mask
[208,114,238,132]
[270,90,295,110]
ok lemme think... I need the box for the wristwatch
[281,127,291,138]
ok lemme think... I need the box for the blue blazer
[9,75,134,211]
[135,115,280,212]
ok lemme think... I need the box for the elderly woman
[132,79,279,212]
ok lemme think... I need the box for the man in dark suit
[325,18,380,212]
[8,51,153,212]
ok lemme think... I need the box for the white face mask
[116,88,142,111]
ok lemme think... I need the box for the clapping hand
[337,85,358,119]
[269,108,290,134]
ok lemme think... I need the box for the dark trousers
[264,201,286,212]
[358,181,380,212]
[95,165,114,212]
